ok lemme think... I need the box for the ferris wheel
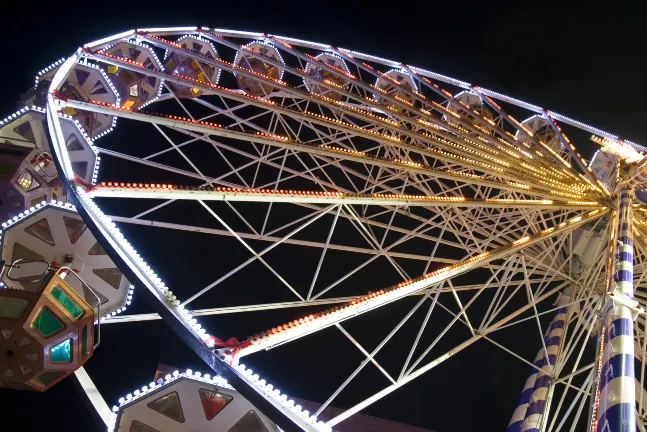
[5,25,647,432]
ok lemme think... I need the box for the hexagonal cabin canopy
[0,109,68,221]
[29,64,118,139]
[0,272,94,391]
[115,374,278,432]
[0,205,131,318]
[235,41,284,97]
[304,53,350,101]
[374,69,417,113]
[163,35,222,99]
[102,41,163,110]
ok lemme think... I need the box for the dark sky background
[1,2,646,432]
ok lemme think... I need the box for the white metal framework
[38,27,647,432]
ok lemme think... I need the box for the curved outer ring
[46,49,316,432]
[44,27,644,432]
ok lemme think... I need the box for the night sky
[1,2,646,432]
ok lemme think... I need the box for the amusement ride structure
[1,26,647,432]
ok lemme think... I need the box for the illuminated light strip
[88,40,593,195]
[88,184,602,209]
[88,28,641,150]
[473,88,576,173]
[138,33,576,177]
[79,54,553,183]
[109,369,331,432]
[208,28,265,39]
[236,207,608,356]
[174,72,275,105]
[66,185,323,432]
[84,30,136,49]
[89,49,146,68]
[0,105,47,126]
[59,97,581,199]
[590,326,605,432]
[34,58,67,85]
[236,40,286,82]
[137,26,198,33]
[225,34,511,158]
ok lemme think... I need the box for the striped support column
[597,188,636,432]
[507,290,571,432]
[625,161,647,189]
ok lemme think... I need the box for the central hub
[5,349,14,358]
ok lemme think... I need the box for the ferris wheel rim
[38,26,647,432]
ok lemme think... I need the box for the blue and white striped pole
[596,187,636,432]
[507,289,571,432]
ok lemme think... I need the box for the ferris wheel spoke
[480,244,569,331]
[324,280,568,428]
[543,111,611,197]
[234,208,605,361]
[37,27,647,432]
[96,146,225,184]
[144,33,498,152]
[87,183,603,220]
[198,199,343,302]
[108,213,464,264]
[152,123,211,183]
[104,280,532,325]
[56,93,594,200]
[550,368,596,432]
[88,44,538,183]
[313,283,443,417]
[182,203,335,305]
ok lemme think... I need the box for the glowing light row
[34,58,67,85]
[131,27,642,151]
[0,105,47,126]
[542,113,609,197]
[137,32,564,178]
[73,190,327,432]
[239,207,608,355]
[110,369,331,432]
[66,97,580,199]
[83,44,589,197]
[90,183,602,210]
[56,113,100,184]
[144,31,516,161]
